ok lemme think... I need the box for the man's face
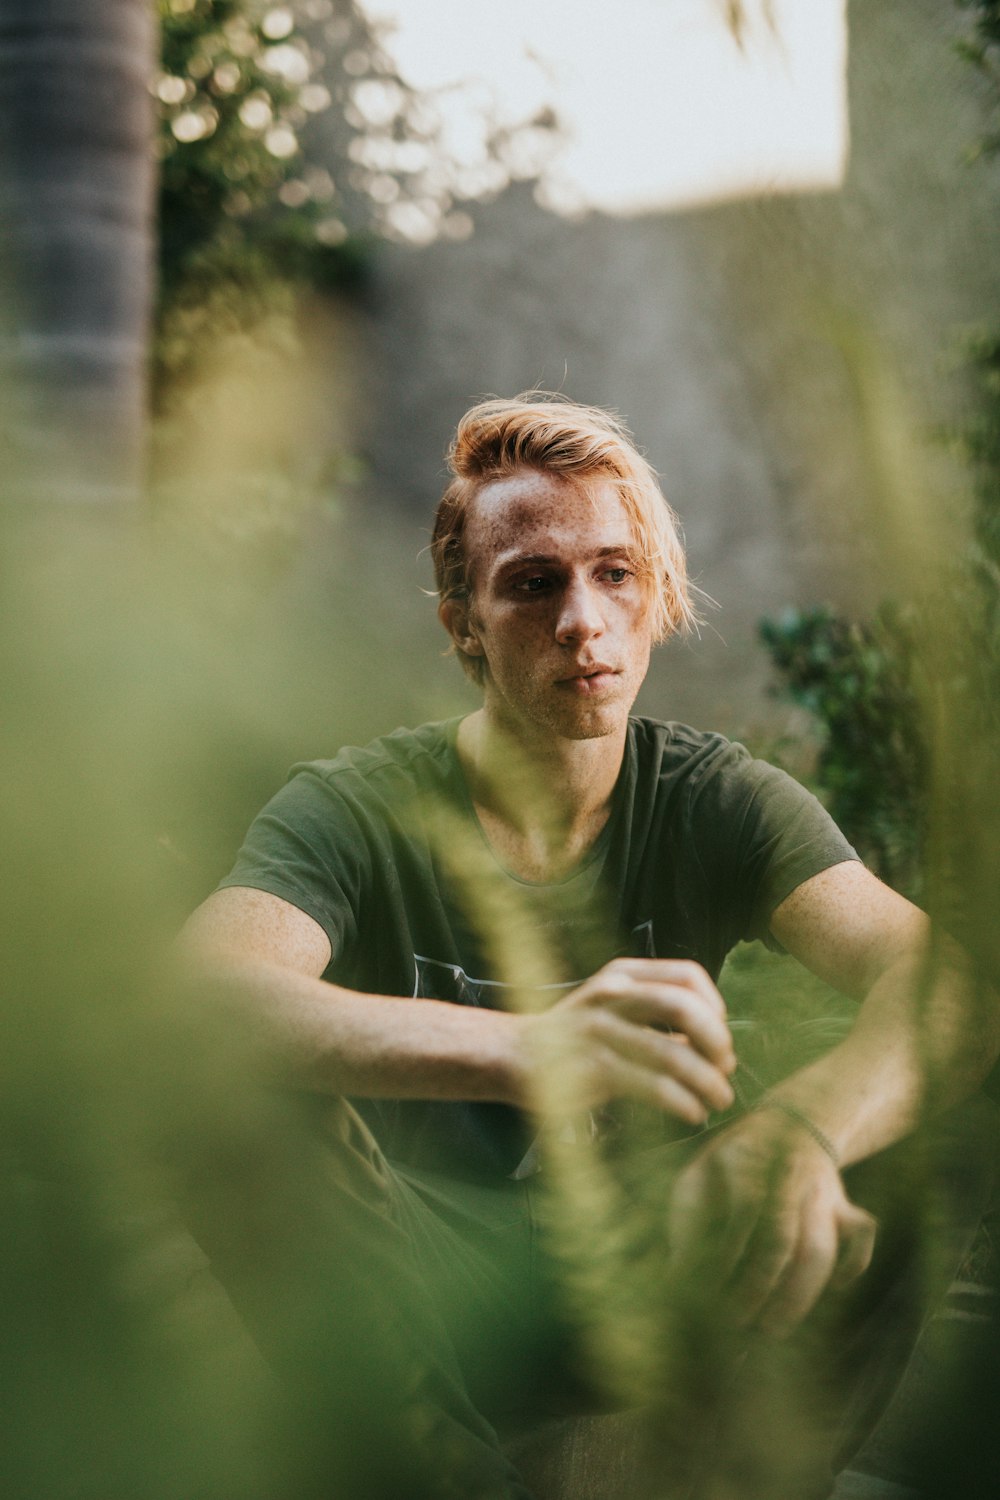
[453,469,654,744]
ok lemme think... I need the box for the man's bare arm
[668,861,1000,1334]
[765,860,999,1165]
[180,886,736,1123]
[181,887,529,1103]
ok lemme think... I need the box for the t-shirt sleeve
[216,768,370,957]
[689,745,861,948]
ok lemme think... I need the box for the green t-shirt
[219,717,858,1179]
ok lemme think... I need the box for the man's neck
[455,709,627,882]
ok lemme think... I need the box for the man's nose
[555,578,604,644]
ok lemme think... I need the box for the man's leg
[179,1088,539,1500]
[179,1084,999,1500]
[521,1096,1000,1500]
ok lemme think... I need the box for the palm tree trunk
[0,0,155,505]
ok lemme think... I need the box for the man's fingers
[831,1204,878,1288]
[756,1221,839,1336]
[667,1160,759,1281]
[661,1116,878,1344]
[728,1214,802,1328]
[758,1203,876,1334]
[590,1011,735,1111]
[667,1160,721,1267]
[597,1049,717,1126]
[606,958,728,1017]
[589,982,736,1070]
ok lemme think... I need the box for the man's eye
[517,576,550,593]
[602,567,632,585]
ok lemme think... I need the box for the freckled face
[455,470,654,743]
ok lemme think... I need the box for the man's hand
[521,958,737,1125]
[667,1108,877,1336]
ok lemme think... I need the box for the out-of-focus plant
[953,329,1000,614]
[151,0,563,567]
[152,3,385,567]
[717,0,777,49]
[154,0,564,399]
[154,0,375,400]
[956,0,1000,158]
[761,0,1000,924]
[758,605,925,895]
[888,24,1000,1484]
[760,447,998,968]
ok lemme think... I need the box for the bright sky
[357,0,848,215]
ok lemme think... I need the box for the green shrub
[758,605,926,896]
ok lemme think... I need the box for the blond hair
[431,393,696,683]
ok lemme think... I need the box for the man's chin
[553,701,628,741]
[485,679,637,744]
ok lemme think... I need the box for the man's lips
[555,665,620,693]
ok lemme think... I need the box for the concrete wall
[324,0,1000,735]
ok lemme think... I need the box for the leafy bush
[154,0,379,400]
[758,606,925,895]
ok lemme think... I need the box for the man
[182,395,997,1499]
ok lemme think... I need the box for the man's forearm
[193,957,528,1104]
[186,952,739,1126]
[762,949,999,1169]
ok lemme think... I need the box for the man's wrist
[752,1097,841,1170]
[489,1009,535,1108]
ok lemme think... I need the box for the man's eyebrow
[494,553,560,573]
[495,545,636,574]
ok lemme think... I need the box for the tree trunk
[0,0,155,505]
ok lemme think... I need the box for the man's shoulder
[288,719,461,798]
[628,716,746,777]
[627,716,796,820]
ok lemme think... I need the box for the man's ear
[438,597,484,659]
